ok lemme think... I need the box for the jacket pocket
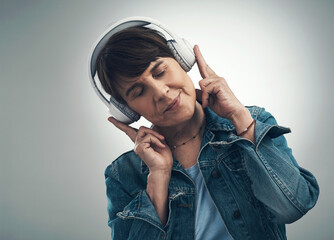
[219,148,245,172]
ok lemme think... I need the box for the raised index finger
[108,117,137,142]
[194,45,216,78]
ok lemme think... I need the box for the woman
[95,25,319,239]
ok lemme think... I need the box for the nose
[151,80,169,102]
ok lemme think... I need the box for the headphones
[88,16,196,124]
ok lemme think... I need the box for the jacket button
[233,210,241,219]
[211,169,221,178]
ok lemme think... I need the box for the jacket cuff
[116,190,164,230]
[254,120,291,146]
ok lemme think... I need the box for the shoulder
[104,150,148,195]
[104,150,143,182]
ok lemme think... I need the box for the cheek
[183,75,196,96]
[172,70,192,87]
[127,100,157,120]
[128,101,148,114]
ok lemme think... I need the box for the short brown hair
[96,26,175,103]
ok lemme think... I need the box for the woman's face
[117,57,197,127]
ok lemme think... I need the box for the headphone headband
[90,16,185,76]
[88,16,195,124]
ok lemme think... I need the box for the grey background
[1,0,333,239]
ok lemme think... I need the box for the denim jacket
[104,106,319,240]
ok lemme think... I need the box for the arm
[236,107,320,223]
[106,119,173,239]
[105,161,168,239]
[193,45,319,224]
[146,170,170,226]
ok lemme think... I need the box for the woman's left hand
[194,45,245,121]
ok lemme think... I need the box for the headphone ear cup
[167,39,196,72]
[109,95,141,124]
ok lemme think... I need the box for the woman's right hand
[108,117,172,225]
[108,117,173,174]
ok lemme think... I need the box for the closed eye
[154,70,165,78]
[131,87,144,98]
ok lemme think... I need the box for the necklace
[171,123,204,150]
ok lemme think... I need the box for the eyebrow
[125,60,164,97]
[150,60,163,74]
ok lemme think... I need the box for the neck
[155,102,205,147]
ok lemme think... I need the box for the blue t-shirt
[185,163,232,240]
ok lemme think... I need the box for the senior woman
[94,23,319,239]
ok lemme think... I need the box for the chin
[158,104,196,127]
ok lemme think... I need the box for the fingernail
[108,117,114,122]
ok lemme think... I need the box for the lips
[164,93,181,113]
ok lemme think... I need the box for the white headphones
[88,16,196,124]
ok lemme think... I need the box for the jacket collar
[204,107,235,132]
[141,107,239,174]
